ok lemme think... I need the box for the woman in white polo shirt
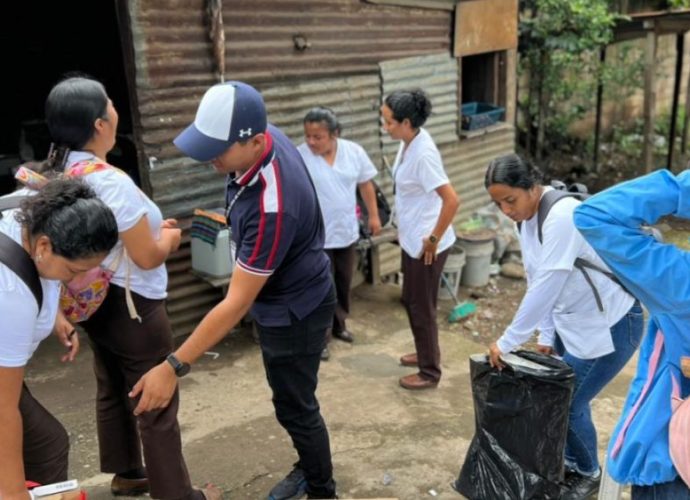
[484,153,643,500]
[381,89,460,390]
[0,178,117,500]
[298,107,381,360]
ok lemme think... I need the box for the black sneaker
[561,470,601,500]
[268,466,307,500]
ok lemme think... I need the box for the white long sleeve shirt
[497,188,634,359]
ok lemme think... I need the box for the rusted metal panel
[379,52,460,165]
[165,228,225,338]
[130,0,451,89]
[454,0,518,57]
[127,0,454,336]
[440,126,516,224]
[261,74,382,164]
[364,0,457,10]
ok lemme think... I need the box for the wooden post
[593,46,607,172]
[682,36,690,156]
[667,33,684,171]
[643,26,657,173]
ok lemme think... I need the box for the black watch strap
[166,353,191,377]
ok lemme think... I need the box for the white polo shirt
[0,209,60,367]
[497,188,635,359]
[298,139,377,249]
[392,128,455,258]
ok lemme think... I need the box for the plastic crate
[461,102,505,131]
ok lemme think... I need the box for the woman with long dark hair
[0,178,117,499]
[484,153,644,499]
[43,76,220,500]
[380,89,459,390]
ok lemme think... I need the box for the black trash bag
[454,350,575,500]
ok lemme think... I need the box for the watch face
[167,354,191,377]
[177,362,191,377]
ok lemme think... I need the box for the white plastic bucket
[439,245,466,300]
[457,229,495,287]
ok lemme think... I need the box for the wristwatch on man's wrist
[428,234,438,244]
[166,353,191,377]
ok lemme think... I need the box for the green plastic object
[448,301,477,323]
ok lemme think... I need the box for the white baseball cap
[174,81,267,162]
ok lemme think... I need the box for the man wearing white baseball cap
[130,81,338,500]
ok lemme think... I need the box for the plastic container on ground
[439,244,466,300]
[457,229,495,287]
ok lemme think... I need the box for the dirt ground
[25,271,641,500]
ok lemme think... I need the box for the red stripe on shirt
[247,175,267,266]
[266,161,283,269]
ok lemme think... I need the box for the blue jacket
[574,169,690,485]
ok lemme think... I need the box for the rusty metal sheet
[379,52,460,165]
[165,228,225,338]
[261,74,382,164]
[130,0,451,88]
[454,0,518,57]
[364,0,458,10]
[440,125,516,223]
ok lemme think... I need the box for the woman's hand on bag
[536,344,554,355]
[488,342,505,370]
[129,362,177,416]
[54,313,80,362]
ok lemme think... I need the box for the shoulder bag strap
[0,195,42,310]
[0,232,43,311]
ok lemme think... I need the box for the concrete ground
[25,277,638,500]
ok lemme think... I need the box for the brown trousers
[401,248,449,382]
[82,285,195,500]
[325,244,356,335]
[20,383,69,485]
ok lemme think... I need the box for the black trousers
[82,285,195,500]
[256,286,337,499]
[325,244,356,335]
[20,383,69,485]
[401,248,449,382]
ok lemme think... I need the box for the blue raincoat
[573,169,690,485]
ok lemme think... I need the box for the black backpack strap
[0,232,43,311]
[537,190,583,243]
[0,195,27,215]
[573,257,632,313]
[0,194,42,311]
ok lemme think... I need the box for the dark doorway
[0,0,139,195]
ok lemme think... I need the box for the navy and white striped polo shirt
[225,124,332,326]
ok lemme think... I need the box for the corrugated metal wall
[126,0,514,336]
[262,74,382,163]
[379,52,459,162]
[132,0,451,89]
[441,127,516,221]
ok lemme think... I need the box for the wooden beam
[683,36,690,156]
[643,30,657,173]
[667,33,684,171]
[593,47,606,172]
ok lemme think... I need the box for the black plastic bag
[455,351,575,500]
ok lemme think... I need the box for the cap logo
[239,128,253,138]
